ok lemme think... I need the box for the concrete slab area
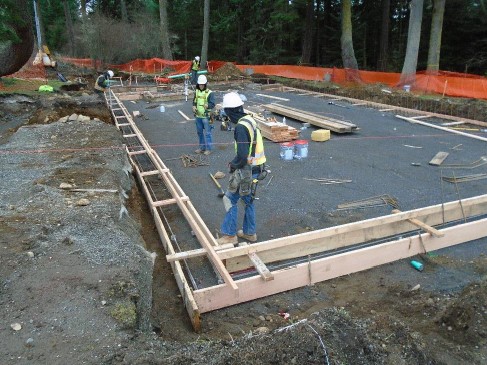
[121,84,487,294]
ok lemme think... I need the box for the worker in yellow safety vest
[192,75,215,155]
[94,70,114,94]
[190,56,200,85]
[216,92,268,245]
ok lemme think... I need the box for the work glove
[192,106,197,114]
[204,103,208,109]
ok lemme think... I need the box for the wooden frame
[106,86,487,332]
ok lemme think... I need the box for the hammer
[209,173,225,198]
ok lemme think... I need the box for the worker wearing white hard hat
[190,56,201,85]
[216,92,267,245]
[192,74,215,155]
[94,70,114,94]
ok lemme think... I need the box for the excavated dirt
[1,69,487,365]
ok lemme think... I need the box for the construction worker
[190,56,200,85]
[217,92,267,245]
[192,75,215,155]
[94,70,114,94]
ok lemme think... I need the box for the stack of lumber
[251,113,298,142]
[264,103,357,133]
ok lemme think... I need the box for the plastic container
[280,142,294,161]
[294,139,308,160]
[410,260,424,271]
[403,85,411,92]
[159,105,165,112]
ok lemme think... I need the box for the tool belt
[229,164,267,195]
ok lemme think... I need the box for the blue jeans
[195,117,213,151]
[220,173,259,236]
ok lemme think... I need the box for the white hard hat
[195,56,200,61]
[197,75,207,84]
[107,70,114,78]
[222,92,244,108]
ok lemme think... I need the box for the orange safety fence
[57,57,487,100]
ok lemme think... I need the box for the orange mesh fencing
[57,57,487,100]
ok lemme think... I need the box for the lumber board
[166,194,487,268]
[396,115,487,143]
[240,243,274,281]
[429,151,449,166]
[264,103,356,133]
[279,86,487,128]
[223,195,487,272]
[192,217,487,313]
[391,209,444,237]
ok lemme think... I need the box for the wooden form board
[280,86,487,128]
[193,217,487,313]
[263,103,357,133]
[107,90,241,331]
[167,194,487,273]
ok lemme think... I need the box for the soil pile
[211,62,245,81]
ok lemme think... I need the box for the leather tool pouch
[228,170,241,193]
[239,165,252,196]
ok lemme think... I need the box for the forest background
[0,0,486,79]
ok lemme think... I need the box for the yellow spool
[311,129,330,142]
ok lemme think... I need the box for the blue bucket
[280,142,294,161]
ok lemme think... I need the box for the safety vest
[194,89,212,117]
[94,75,107,92]
[192,60,200,71]
[235,116,266,166]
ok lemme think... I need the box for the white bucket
[159,105,165,112]
[403,85,411,92]
[280,142,294,161]
[294,140,308,159]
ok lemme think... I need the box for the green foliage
[30,0,487,75]
[110,302,137,327]
[0,0,28,43]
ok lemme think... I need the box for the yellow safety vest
[94,74,107,92]
[192,60,200,71]
[194,89,212,117]
[235,116,266,166]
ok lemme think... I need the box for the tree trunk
[200,0,210,68]
[377,0,390,71]
[0,0,34,76]
[120,0,128,22]
[63,0,75,56]
[426,0,445,75]
[400,0,424,85]
[158,0,173,60]
[80,0,87,18]
[301,0,314,65]
[341,0,360,81]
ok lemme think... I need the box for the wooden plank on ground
[429,151,449,166]
[264,103,357,133]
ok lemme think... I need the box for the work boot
[237,230,257,242]
[203,150,211,155]
[194,148,203,154]
[216,235,238,245]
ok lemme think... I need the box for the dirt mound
[211,62,245,81]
